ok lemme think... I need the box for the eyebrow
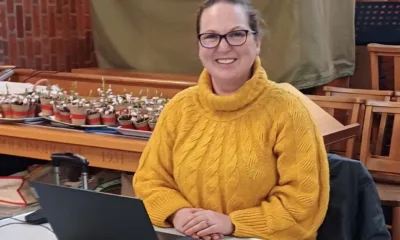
[201,26,246,34]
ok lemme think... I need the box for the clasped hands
[171,208,234,240]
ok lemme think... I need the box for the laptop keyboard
[156,231,197,240]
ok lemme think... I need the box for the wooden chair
[360,100,400,176]
[367,43,400,91]
[395,91,400,102]
[323,86,394,157]
[376,183,400,240]
[360,100,400,239]
[307,95,364,159]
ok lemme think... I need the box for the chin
[212,71,238,83]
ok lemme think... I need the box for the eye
[229,30,246,38]
[201,33,219,40]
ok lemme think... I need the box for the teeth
[216,59,235,64]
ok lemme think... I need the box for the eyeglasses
[198,29,257,49]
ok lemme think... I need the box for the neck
[211,80,242,96]
[197,56,269,112]
[211,71,252,96]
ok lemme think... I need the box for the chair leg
[393,207,400,240]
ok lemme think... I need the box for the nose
[217,37,232,52]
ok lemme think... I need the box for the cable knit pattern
[133,57,330,240]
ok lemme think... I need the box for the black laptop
[30,181,195,240]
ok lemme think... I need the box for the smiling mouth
[215,59,237,64]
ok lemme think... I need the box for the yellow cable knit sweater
[133,57,330,240]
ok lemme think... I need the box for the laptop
[30,181,195,240]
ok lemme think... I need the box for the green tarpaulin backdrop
[91,0,355,89]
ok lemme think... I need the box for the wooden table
[0,121,358,173]
[0,124,146,172]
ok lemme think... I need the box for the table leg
[393,207,400,240]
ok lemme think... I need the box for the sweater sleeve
[229,99,330,239]
[133,100,192,227]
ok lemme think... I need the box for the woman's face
[198,2,261,85]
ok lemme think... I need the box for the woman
[133,0,330,239]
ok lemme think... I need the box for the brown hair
[196,0,266,37]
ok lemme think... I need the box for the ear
[255,36,262,55]
[197,43,202,58]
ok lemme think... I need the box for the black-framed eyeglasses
[198,29,257,49]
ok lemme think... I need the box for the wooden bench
[71,67,199,83]
[7,68,196,97]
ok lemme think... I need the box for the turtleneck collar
[198,57,268,112]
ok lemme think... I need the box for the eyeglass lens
[200,30,248,48]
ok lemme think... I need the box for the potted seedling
[117,108,133,129]
[86,108,102,125]
[131,110,150,131]
[0,85,12,118]
[28,92,40,118]
[97,77,113,102]
[148,113,159,131]
[51,91,67,121]
[57,101,71,123]
[69,97,90,125]
[85,90,101,125]
[101,104,117,126]
[10,90,30,119]
[115,90,132,112]
[39,83,59,117]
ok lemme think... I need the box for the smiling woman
[196,0,263,95]
[133,1,330,240]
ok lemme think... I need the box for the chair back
[307,95,364,159]
[367,43,400,91]
[323,86,394,157]
[360,100,400,179]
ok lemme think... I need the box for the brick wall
[0,9,3,65]
[0,0,96,71]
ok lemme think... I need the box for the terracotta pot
[134,121,150,131]
[11,104,29,119]
[69,106,88,125]
[40,97,53,117]
[87,113,101,125]
[118,118,133,129]
[148,122,156,131]
[53,105,61,121]
[59,111,71,123]
[1,104,12,118]
[101,113,116,126]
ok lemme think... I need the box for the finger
[192,210,209,217]
[211,233,222,240]
[197,226,218,237]
[190,208,204,213]
[202,236,211,240]
[182,215,207,230]
[184,221,209,236]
